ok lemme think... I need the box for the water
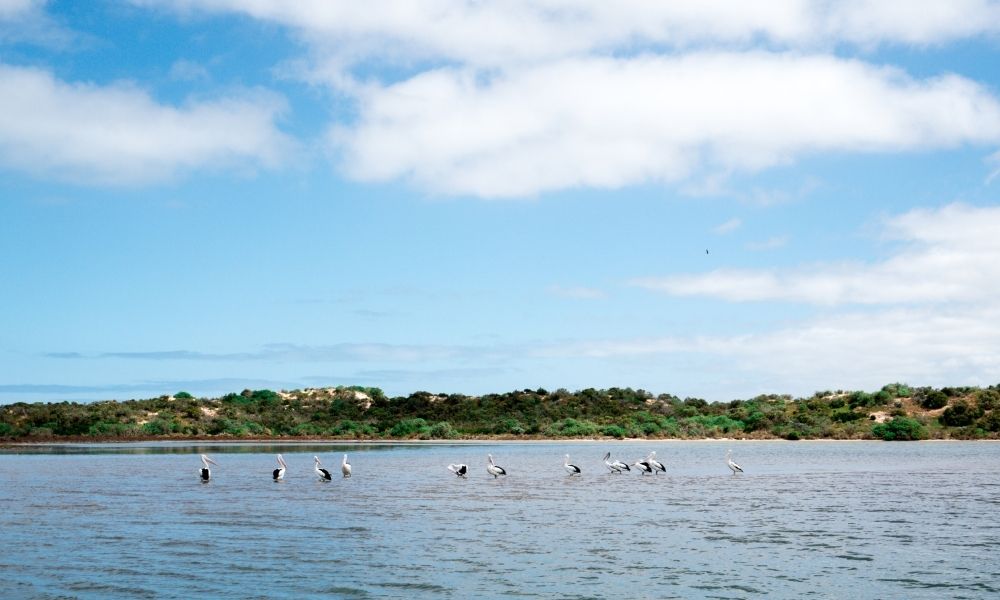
[1,441,999,599]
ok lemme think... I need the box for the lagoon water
[1,441,999,599]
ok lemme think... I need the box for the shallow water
[1,441,999,599]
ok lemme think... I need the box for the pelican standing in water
[272,454,287,481]
[199,454,218,482]
[341,454,352,478]
[487,454,507,479]
[603,452,630,474]
[314,456,333,481]
[647,451,666,475]
[632,457,653,475]
[564,454,581,476]
[726,449,744,474]
[448,463,468,478]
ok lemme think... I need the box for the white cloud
[0,0,74,47]
[537,304,1000,394]
[633,203,1000,305]
[128,1,1000,198]
[133,0,1000,69]
[334,54,1000,197]
[0,64,294,184]
[714,218,743,235]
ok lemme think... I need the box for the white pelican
[647,451,666,474]
[726,449,744,474]
[632,458,653,475]
[314,456,332,481]
[603,452,630,473]
[199,454,218,482]
[272,454,287,481]
[564,454,581,475]
[341,454,352,478]
[486,454,507,479]
[447,463,468,478]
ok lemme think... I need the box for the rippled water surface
[2,441,999,599]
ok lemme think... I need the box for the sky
[2,0,1000,404]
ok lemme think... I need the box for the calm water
[1,441,999,599]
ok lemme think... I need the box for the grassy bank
[2,384,999,442]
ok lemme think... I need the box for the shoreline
[3,436,995,447]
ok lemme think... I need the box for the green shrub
[687,415,745,434]
[174,391,194,399]
[976,411,1000,432]
[881,383,912,398]
[920,390,948,410]
[544,418,599,437]
[940,401,982,427]
[291,423,323,436]
[0,422,12,437]
[848,391,875,408]
[429,421,458,439]
[390,418,429,438]
[601,424,626,438]
[494,418,526,435]
[141,420,172,435]
[872,417,926,441]
[832,410,864,423]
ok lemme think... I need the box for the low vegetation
[2,383,999,441]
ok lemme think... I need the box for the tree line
[2,383,999,441]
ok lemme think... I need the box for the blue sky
[3,0,1000,403]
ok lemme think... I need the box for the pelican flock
[314,456,333,481]
[194,449,745,484]
[199,454,218,482]
[273,454,287,481]
[564,454,581,475]
[486,454,507,479]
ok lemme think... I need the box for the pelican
[726,449,744,474]
[314,456,332,481]
[603,452,630,473]
[341,454,352,478]
[486,454,507,479]
[632,458,653,475]
[647,451,666,474]
[199,454,218,482]
[564,454,581,476]
[448,463,468,478]
[272,454,287,481]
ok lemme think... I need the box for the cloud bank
[0,64,293,184]
[123,0,1000,197]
